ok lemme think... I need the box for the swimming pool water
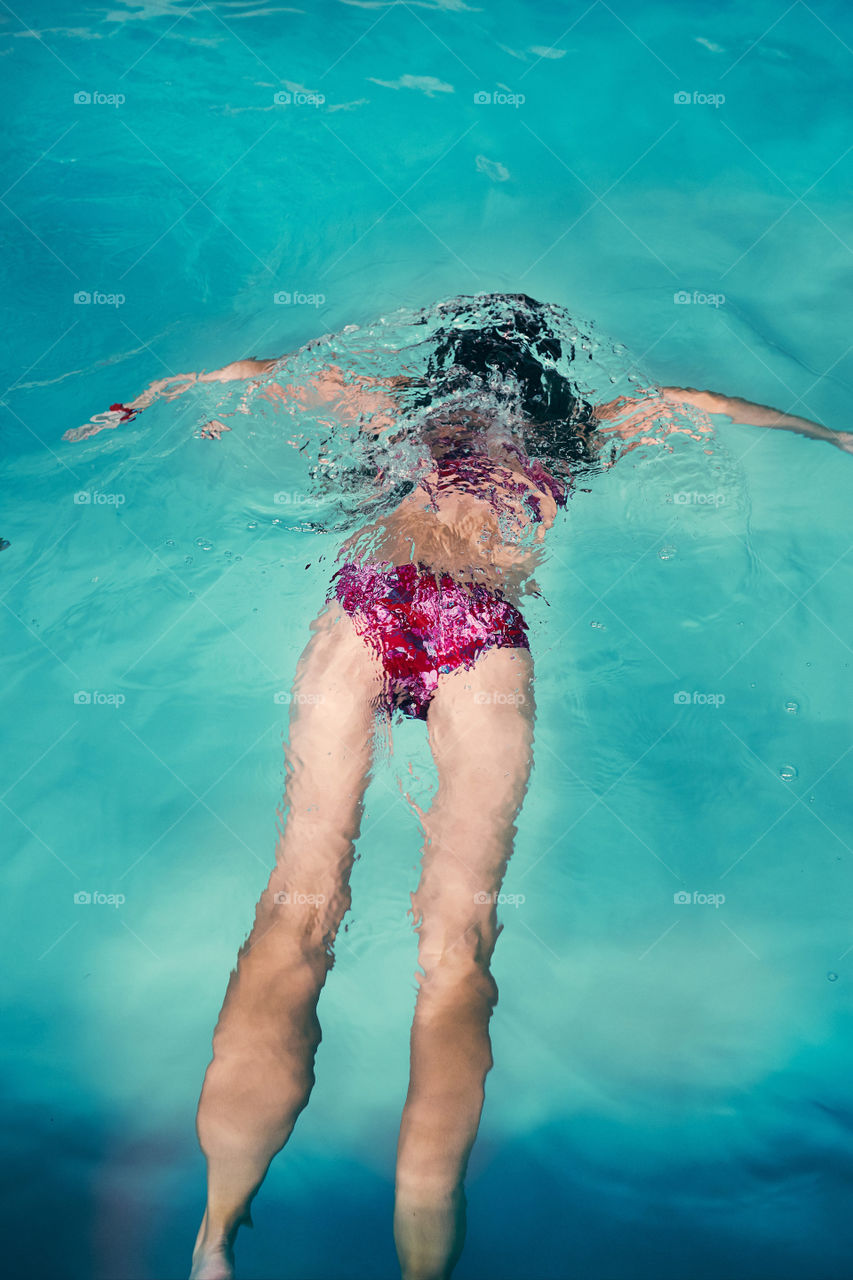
[2,2,853,1278]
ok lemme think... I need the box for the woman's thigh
[411,647,536,968]
[270,601,386,903]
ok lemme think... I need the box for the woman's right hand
[63,374,200,442]
[63,406,134,442]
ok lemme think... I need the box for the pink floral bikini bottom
[328,559,530,721]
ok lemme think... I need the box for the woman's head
[412,294,601,469]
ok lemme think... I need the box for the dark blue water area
[8,1078,853,1280]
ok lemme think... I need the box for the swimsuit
[420,443,568,523]
[330,559,529,720]
[329,448,567,721]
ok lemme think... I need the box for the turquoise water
[2,2,853,1278]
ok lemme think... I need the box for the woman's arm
[274,365,409,433]
[64,358,407,443]
[661,386,853,452]
[590,386,853,461]
[63,357,282,442]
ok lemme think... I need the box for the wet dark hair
[410,294,602,470]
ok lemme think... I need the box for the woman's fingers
[63,408,126,442]
[200,419,232,439]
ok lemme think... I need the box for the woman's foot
[189,1237,235,1280]
[190,1208,243,1280]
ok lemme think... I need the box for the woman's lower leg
[394,957,499,1280]
[194,875,342,1255]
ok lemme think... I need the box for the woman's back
[337,424,569,598]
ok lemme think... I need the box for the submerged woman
[67,295,850,1280]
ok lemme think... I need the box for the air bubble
[784,700,799,715]
[828,972,839,982]
[247,522,258,530]
[195,538,213,551]
[779,764,798,781]
[590,620,606,630]
[659,545,677,560]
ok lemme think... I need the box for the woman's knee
[412,903,501,991]
[259,870,352,952]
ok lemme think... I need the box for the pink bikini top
[419,442,569,524]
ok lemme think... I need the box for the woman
[67,295,851,1280]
